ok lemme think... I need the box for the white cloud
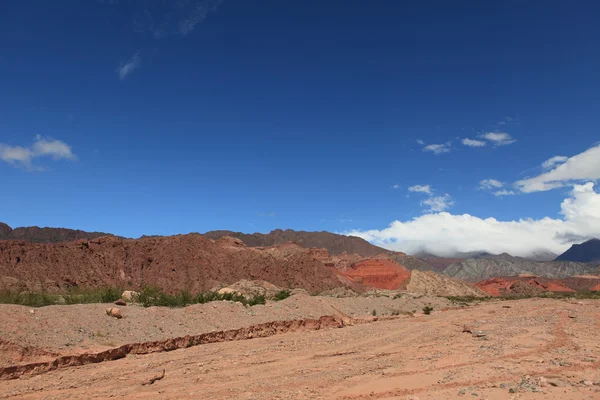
[116,52,141,80]
[479,179,503,190]
[416,139,425,145]
[493,190,516,197]
[515,145,600,193]
[542,155,568,169]
[408,184,432,195]
[421,194,453,213]
[462,138,486,147]
[0,136,76,170]
[391,184,400,189]
[423,143,451,154]
[132,0,223,38]
[346,182,600,257]
[479,132,516,146]
[408,185,453,212]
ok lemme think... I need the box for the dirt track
[1,298,600,399]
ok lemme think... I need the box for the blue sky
[1,1,599,255]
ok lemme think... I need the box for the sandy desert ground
[1,297,600,399]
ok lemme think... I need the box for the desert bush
[273,290,291,301]
[371,309,377,316]
[422,305,433,315]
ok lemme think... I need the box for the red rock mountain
[0,222,111,244]
[0,235,344,293]
[338,259,411,290]
[204,229,391,257]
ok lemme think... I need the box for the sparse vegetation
[0,285,269,308]
[371,309,377,316]
[136,286,267,307]
[0,287,122,307]
[391,309,400,316]
[273,290,292,301]
[422,305,433,315]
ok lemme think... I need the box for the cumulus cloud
[515,145,600,193]
[116,52,141,80]
[479,179,503,190]
[0,135,76,170]
[423,143,451,154]
[479,132,516,146]
[462,138,486,147]
[346,183,600,257]
[408,184,432,195]
[542,155,568,169]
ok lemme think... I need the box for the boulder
[106,307,123,319]
[121,290,139,302]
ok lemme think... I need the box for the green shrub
[371,309,377,316]
[100,287,121,303]
[273,290,291,301]
[422,305,433,315]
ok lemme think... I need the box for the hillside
[443,258,598,282]
[555,238,600,262]
[204,229,391,257]
[0,222,111,244]
[0,235,344,293]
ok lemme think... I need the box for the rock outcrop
[406,270,487,298]
[443,258,598,282]
[0,234,345,294]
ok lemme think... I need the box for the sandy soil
[0,293,450,364]
[1,298,600,399]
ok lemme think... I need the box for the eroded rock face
[406,270,487,298]
[475,276,576,297]
[338,259,411,290]
[0,235,344,294]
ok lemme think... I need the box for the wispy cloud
[257,211,276,217]
[423,142,451,155]
[422,194,453,213]
[416,139,425,145]
[479,132,516,146]
[493,189,516,197]
[391,184,400,189]
[461,138,486,147]
[515,145,600,193]
[542,155,568,169]
[0,135,76,171]
[116,52,141,80]
[133,0,223,38]
[479,179,503,190]
[408,184,432,195]
[408,184,453,212]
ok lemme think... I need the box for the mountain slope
[0,235,344,293]
[555,238,600,263]
[406,270,487,298]
[443,258,598,282]
[204,229,391,257]
[0,223,111,244]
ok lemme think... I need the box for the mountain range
[0,223,111,243]
[2,222,599,284]
[555,238,600,263]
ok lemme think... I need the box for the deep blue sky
[1,0,599,240]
